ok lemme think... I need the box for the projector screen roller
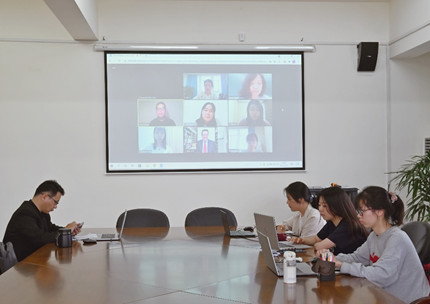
[105,51,305,173]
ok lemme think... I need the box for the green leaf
[388,151,430,221]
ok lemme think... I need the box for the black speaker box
[357,42,379,72]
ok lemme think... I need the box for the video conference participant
[276,182,326,238]
[332,187,429,304]
[239,73,271,100]
[238,100,271,126]
[196,129,217,153]
[3,180,81,261]
[195,102,220,127]
[141,127,172,153]
[291,187,368,255]
[149,102,176,126]
[193,79,218,100]
[246,133,263,153]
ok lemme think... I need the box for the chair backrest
[0,242,18,275]
[401,221,430,264]
[116,209,170,228]
[185,207,237,227]
[410,296,430,304]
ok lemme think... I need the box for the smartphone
[73,222,84,232]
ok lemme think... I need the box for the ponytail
[389,193,405,226]
[356,186,405,226]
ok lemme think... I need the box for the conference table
[0,227,405,304]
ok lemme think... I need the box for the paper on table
[73,233,98,241]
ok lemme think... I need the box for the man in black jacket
[3,180,81,261]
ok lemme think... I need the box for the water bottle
[283,251,296,284]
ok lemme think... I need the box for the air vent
[425,137,430,154]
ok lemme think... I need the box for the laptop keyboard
[232,231,253,236]
[101,234,116,238]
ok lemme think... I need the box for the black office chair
[116,209,170,228]
[0,242,18,275]
[401,221,430,264]
[410,296,430,304]
[185,207,237,227]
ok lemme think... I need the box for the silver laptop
[220,209,255,237]
[257,230,317,277]
[95,210,127,241]
[254,213,312,250]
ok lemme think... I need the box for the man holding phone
[3,180,82,261]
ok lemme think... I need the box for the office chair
[411,297,430,304]
[185,207,237,227]
[0,242,18,275]
[116,209,170,228]
[401,221,430,264]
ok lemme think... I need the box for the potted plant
[389,150,430,221]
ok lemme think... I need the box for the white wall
[389,0,430,40]
[0,1,390,234]
[389,0,430,58]
[387,0,430,203]
[389,51,430,183]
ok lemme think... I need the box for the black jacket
[3,200,61,261]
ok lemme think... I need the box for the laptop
[95,210,128,241]
[220,209,255,237]
[254,213,312,250]
[257,230,317,277]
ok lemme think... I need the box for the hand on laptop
[290,236,305,244]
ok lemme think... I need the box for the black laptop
[220,209,255,237]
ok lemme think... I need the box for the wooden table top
[0,227,405,304]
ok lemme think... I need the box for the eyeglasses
[47,194,59,205]
[356,209,371,216]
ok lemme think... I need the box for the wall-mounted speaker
[357,42,379,72]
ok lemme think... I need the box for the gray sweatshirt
[337,226,429,303]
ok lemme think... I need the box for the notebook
[253,213,312,250]
[95,210,128,241]
[257,230,317,277]
[220,209,255,237]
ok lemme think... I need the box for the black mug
[55,228,72,248]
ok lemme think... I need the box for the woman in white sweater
[277,181,326,238]
[332,186,429,304]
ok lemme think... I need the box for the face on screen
[202,104,214,123]
[250,74,263,99]
[154,129,165,142]
[249,104,261,121]
[156,104,166,118]
[247,138,257,151]
[204,81,213,93]
[202,130,209,140]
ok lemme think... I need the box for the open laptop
[257,230,317,277]
[95,210,128,241]
[254,213,312,250]
[220,209,255,237]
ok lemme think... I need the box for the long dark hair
[356,186,405,226]
[319,187,368,240]
[244,99,266,126]
[152,127,166,149]
[239,73,266,99]
[195,102,217,127]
